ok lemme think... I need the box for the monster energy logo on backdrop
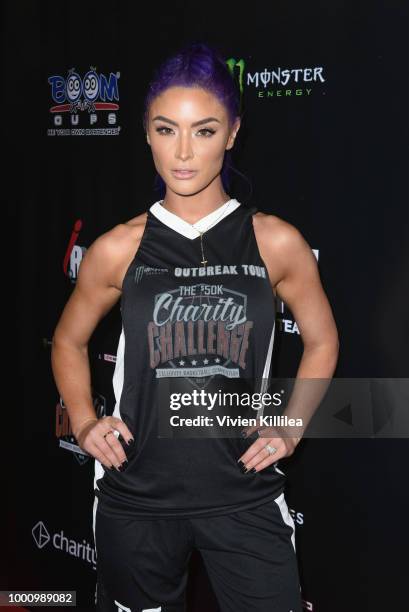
[225,57,245,114]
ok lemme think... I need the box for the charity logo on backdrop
[47,67,121,136]
[226,56,326,100]
[32,520,97,570]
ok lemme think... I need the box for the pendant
[199,233,207,266]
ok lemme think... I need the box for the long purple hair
[142,41,250,200]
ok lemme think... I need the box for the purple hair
[142,41,247,199]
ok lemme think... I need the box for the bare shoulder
[252,210,314,258]
[121,210,149,232]
[83,211,148,290]
[110,210,148,240]
[251,211,317,291]
[252,210,302,247]
[88,211,147,261]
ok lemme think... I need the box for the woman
[51,42,339,612]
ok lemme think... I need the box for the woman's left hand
[237,423,301,473]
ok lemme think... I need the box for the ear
[146,133,151,146]
[226,117,241,151]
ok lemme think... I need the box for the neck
[161,191,231,225]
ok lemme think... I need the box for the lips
[172,170,197,179]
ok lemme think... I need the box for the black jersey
[93,198,286,520]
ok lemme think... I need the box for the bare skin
[145,86,241,220]
[51,85,339,473]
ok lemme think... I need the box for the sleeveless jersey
[93,198,286,519]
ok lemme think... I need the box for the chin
[169,183,207,198]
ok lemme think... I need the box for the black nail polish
[117,459,129,472]
[237,460,247,473]
[249,467,257,474]
[127,438,135,445]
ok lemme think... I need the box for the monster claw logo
[225,55,326,104]
[225,57,245,113]
[48,66,121,135]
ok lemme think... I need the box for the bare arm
[51,225,134,464]
[272,219,340,374]
[254,214,339,372]
[267,220,339,437]
[238,215,340,472]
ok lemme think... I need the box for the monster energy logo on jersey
[133,265,169,284]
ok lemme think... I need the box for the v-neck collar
[149,198,241,240]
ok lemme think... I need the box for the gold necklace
[193,200,234,266]
[161,199,234,266]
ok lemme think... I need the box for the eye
[155,126,216,136]
[197,128,216,137]
[156,126,173,135]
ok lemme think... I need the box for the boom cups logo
[47,66,121,136]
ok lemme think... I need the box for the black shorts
[93,492,302,612]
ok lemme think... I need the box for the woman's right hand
[75,416,135,471]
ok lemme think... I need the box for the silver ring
[265,443,278,455]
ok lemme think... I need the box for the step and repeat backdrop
[9,0,408,610]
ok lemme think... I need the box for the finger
[241,415,265,437]
[98,416,135,460]
[103,430,130,467]
[242,423,282,439]
[245,452,282,474]
[92,430,128,469]
[110,418,135,445]
[241,424,258,437]
[257,425,297,440]
[238,437,285,471]
[85,438,118,470]
[238,434,280,463]
[256,427,281,438]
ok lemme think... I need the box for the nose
[175,132,194,161]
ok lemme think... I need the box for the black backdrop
[7,1,408,610]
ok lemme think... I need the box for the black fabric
[94,201,286,518]
[95,494,302,612]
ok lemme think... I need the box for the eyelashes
[155,127,216,137]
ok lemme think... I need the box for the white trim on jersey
[149,198,241,239]
[258,319,276,417]
[274,491,297,552]
[255,319,287,480]
[92,325,126,545]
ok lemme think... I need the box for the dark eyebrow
[152,115,221,127]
